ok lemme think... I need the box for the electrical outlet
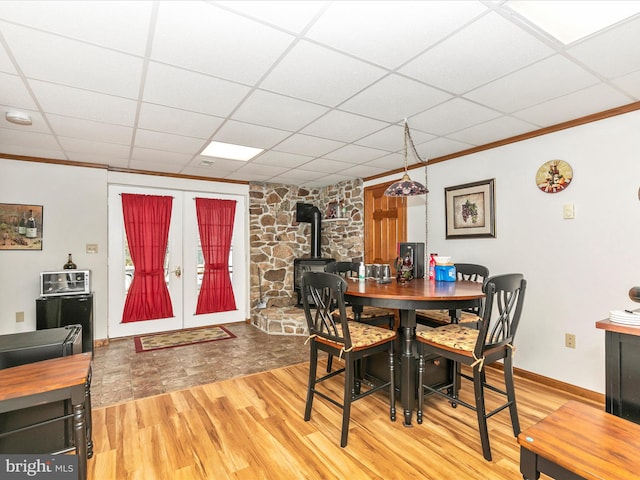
[16,311,24,323]
[565,333,576,348]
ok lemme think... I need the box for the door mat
[134,326,236,353]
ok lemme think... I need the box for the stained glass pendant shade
[384,120,428,197]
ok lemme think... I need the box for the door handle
[172,266,182,278]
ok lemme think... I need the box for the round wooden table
[344,277,485,426]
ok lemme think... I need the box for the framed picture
[326,201,338,219]
[445,179,495,239]
[0,203,43,250]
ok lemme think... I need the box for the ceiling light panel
[507,0,640,44]
[201,141,263,161]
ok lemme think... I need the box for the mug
[380,264,391,279]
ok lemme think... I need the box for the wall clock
[536,160,573,193]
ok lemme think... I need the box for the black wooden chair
[302,271,397,447]
[325,261,396,373]
[416,273,526,461]
[326,261,396,329]
[416,263,489,328]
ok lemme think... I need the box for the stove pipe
[310,207,322,258]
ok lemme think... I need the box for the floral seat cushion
[415,309,480,325]
[416,323,478,354]
[316,321,397,351]
[331,306,395,321]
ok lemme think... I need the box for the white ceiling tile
[514,84,635,126]
[58,136,130,160]
[464,55,601,113]
[410,98,502,136]
[0,1,638,188]
[213,120,292,150]
[1,22,143,98]
[0,42,17,74]
[29,80,138,125]
[251,150,314,168]
[0,72,38,110]
[301,110,388,143]
[129,147,193,168]
[230,162,289,177]
[339,74,453,122]
[272,134,345,156]
[48,114,132,144]
[0,104,48,133]
[447,116,538,146]
[219,1,328,33]
[232,90,329,131]
[400,12,555,94]
[612,70,640,99]
[0,127,63,153]
[306,1,487,68]
[336,163,388,178]
[421,137,475,160]
[364,152,405,171]
[568,16,640,78]
[322,144,388,163]
[134,129,206,155]
[152,2,295,84]
[143,62,251,116]
[260,40,387,106]
[355,124,432,152]
[0,1,152,55]
[137,103,225,139]
[298,158,351,173]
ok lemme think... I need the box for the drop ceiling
[1,1,639,187]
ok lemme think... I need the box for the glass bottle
[25,209,37,238]
[64,253,77,270]
[18,213,27,235]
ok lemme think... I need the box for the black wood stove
[293,203,335,305]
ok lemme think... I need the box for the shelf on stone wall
[323,218,349,222]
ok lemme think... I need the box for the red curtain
[195,198,237,315]
[121,193,174,323]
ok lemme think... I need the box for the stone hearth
[249,180,364,335]
[251,306,308,336]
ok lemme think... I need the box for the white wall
[0,160,108,337]
[0,162,249,342]
[368,110,640,394]
[4,109,638,393]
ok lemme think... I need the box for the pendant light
[384,119,428,197]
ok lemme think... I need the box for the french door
[107,185,247,338]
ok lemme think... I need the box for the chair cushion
[331,307,395,321]
[348,306,395,320]
[416,323,479,353]
[316,321,397,351]
[415,309,479,325]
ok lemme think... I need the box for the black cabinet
[0,326,82,454]
[36,293,93,354]
[603,329,640,423]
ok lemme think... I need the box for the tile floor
[90,322,309,408]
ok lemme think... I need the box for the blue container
[435,265,457,282]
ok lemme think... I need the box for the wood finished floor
[87,324,604,479]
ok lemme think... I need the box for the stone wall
[249,179,364,311]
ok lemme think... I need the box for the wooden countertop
[596,318,640,337]
[0,352,91,402]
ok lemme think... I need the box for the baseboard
[487,364,605,404]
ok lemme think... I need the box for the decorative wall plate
[536,160,572,193]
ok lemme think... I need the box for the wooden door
[364,181,407,266]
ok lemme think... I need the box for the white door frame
[107,184,247,338]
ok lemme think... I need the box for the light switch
[86,243,98,254]
[563,204,575,219]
